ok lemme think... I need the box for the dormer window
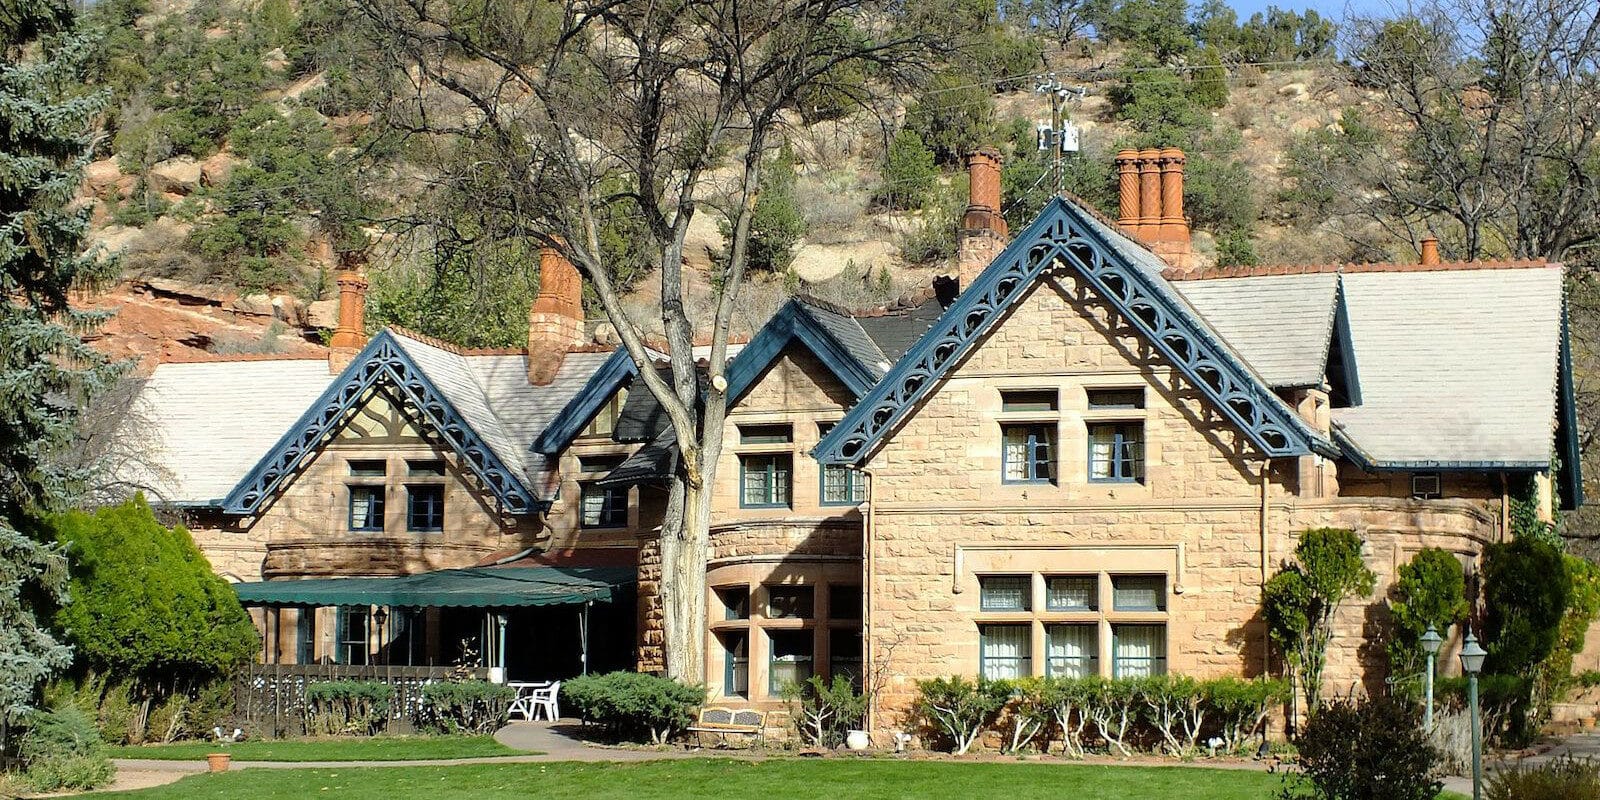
[582,388,628,438]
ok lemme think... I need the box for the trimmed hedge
[562,672,705,744]
[305,680,393,736]
[415,680,515,735]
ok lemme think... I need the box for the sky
[1223,0,1400,21]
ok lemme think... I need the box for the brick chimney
[328,270,368,373]
[955,148,1008,289]
[1114,148,1193,269]
[527,245,587,385]
[1420,236,1440,265]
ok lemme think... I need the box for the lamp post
[1421,625,1443,730]
[1460,631,1488,800]
[373,607,389,666]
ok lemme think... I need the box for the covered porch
[232,564,639,683]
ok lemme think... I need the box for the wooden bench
[686,707,765,748]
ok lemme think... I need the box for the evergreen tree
[0,0,116,741]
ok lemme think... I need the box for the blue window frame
[721,631,749,698]
[348,486,385,532]
[336,606,370,665]
[740,453,792,508]
[818,423,865,505]
[1088,422,1145,483]
[406,485,444,532]
[580,482,627,528]
[1002,424,1055,483]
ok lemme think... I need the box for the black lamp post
[373,607,390,666]
[1459,630,1488,800]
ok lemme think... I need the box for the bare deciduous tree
[354,0,934,680]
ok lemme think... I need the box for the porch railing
[233,663,490,737]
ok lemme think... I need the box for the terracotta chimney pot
[1137,149,1162,239]
[329,270,368,350]
[955,148,1009,291]
[1158,148,1187,244]
[1420,236,1440,266]
[1116,149,1142,230]
[527,245,588,385]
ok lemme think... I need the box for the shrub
[1486,755,1600,800]
[1387,548,1468,686]
[305,680,393,736]
[1264,528,1376,711]
[897,188,960,266]
[737,143,806,273]
[782,674,866,749]
[1080,676,1140,756]
[1205,677,1289,753]
[1437,674,1528,745]
[1137,674,1205,756]
[903,72,995,167]
[1285,694,1441,800]
[913,676,1006,755]
[993,677,1050,754]
[560,672,704,744]
[877,129,938,211]
[15,707,115,792]
[415,680,515,735]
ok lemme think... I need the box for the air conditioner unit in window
[1411,473,1442,500]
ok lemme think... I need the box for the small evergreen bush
[560,672,705,744]
[1284,694,1441,800]
[15,707,115,792]
[877,129,937,211]
[781,674,866,749]
[913,676,1006,755]
[415,680,515,735]
[305,680,394,736]
[1487,755,1600,800]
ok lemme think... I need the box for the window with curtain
[579,482,627,528]
[1002,424,1055,483]
[1112,575,1166,611]
[1046,575,1098,611]
[768,630,814,694]
[1112,624,1167,677]
[406,485,444,531]
[1089,422,1145,482]
[740,453,792,508]
[980,624,1031,679]
[817,422,866,505]
[1046,624,1098,678]
[980,575,1031,612]
[348,486,385,532]
[295,610,315,664]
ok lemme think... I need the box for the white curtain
[1047,625,1096,678]
[1089,427,1117,479]
[1113,625,1166,677]
[1002,427,1030,481]
[982,625,1030,680]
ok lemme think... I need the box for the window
[829,584,862,620]
[1087,388,1145,409]
[716,586,750,621]
[980,575,1031,612]
[336,606,369,665]
[721,631,749,698]
[348,459,387,477]
[579,482,627,528]
[1088,422,1144,483]
[1002,424,1055,483]
[349,486,385,532]
[766,585,814,619]
[740,453,792,508]
[295,610,315,664]
[578,455,626,474]
[582,388,627,438]
[830,628,863,691]
[1047,624,1098,678]
[407,459,445,476]
[739,424,793,444]
[1046,575,1098,611]
[1112,575,1166,611]
[1411,473,1442,500]
[768,630,814,694]
[1001,389,1058,412]
[980,624,1031,679]
[818,424,866,505]
[1112,624,1167,677]
[406,485,445,532]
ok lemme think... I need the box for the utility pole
[1034,75,1085,197]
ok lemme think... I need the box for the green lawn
[109,735,522,762]
[97,759,1286,799]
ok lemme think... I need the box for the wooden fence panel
[232,664,491,737]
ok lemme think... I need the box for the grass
[96,758,1287,799]
[109,735,523,762]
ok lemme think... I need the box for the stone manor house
[126,147,1583,736]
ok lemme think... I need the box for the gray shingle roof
[1331,268,1564,466]
[130,359,336,504]
[1174,273,1340,388]
[795,301,891,378]
[855,298,949,361]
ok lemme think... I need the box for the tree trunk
[659,474,713,683]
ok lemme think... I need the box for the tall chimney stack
[1112,149,1194,269]
[527,245,587,385]
[955,148,1008,290]
[328,269,368,373]
[1420,236,1440,265]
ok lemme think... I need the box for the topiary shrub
[415,680,515,735]
[560,672,704,744]
[304,680,393,736]
[1204,676,1290,754]
[912,675,1006,755]
[1486,755,1600,800]
[1264,528,1376,712]
[14,707,115,792]
[1284,694,1441,800]
[781,674,867,749]
[1386,547,1469,687]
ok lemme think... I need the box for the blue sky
[1224,0,1399,20]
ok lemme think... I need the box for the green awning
[231,565,636,608]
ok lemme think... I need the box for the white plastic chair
[530,681,561,721]
[506,681,543,721]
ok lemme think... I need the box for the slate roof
[855,295,953,361]
[1331,268,1565,466]
[1173,273,1340,388]
[130,358,337,504]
